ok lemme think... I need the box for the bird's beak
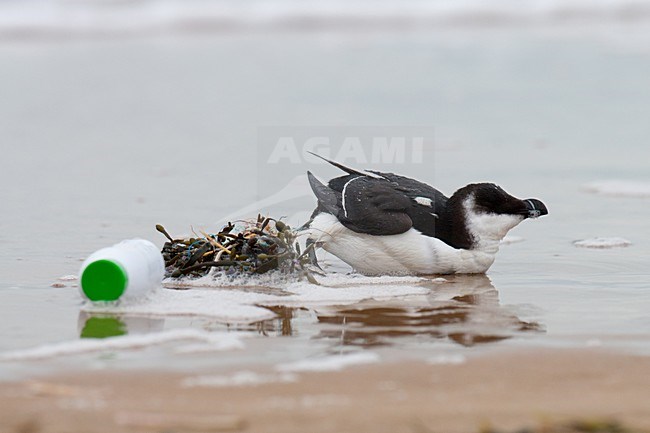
[522,199,548,219]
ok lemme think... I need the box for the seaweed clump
[480,419,638,433]
[156,215,318,282]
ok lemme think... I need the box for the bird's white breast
[306,213,497,275]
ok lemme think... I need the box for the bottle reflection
[78,312,165,339]
[260,275,543,347]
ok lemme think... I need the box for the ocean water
[4,0,650,37]
[1,10,650,378]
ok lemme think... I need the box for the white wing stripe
[341,176,363,218]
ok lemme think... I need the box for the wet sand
[2,348,649,433]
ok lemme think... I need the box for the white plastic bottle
[79,239,164,302]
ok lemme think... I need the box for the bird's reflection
[77,275,542,349]
[261,275,543,347]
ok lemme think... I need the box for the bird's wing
[336,176,413,235]
[368,172,448,238]
[307,154,446,237]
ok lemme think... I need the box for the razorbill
[303,155,548,275]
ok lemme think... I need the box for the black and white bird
[303,155,548,275]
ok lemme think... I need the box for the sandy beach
[2,348,650,433]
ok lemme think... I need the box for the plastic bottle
[79,239,164,302]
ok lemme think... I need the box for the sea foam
[0,329,244,361]
[3,0,650,38]
[573,237,632,249]
[584,180,650,198]
[276,352,380,372]
[82,288,278,323]
[83,272,430,324]
[182,371,298,388]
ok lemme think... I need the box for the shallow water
[1,24,650,379]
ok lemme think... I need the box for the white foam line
[71,274,433,332]
[182,371,298,388]
[427,354,466,365]
[168,272,426,290]
[573,237,632,249]
[5,0,650,37]
[277,352,380,372]
[159,274,430,310]
[272,282,430,306]
[315,274,426,287]
[163,270,303,290]
[0,329,244,362]
[584,180,650,198]
[82,288,277,324]
[80,274,432,326]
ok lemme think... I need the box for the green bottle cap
[81,259,128,301]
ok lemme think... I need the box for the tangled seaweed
[156,215,319,283]
[480,419,636,433]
